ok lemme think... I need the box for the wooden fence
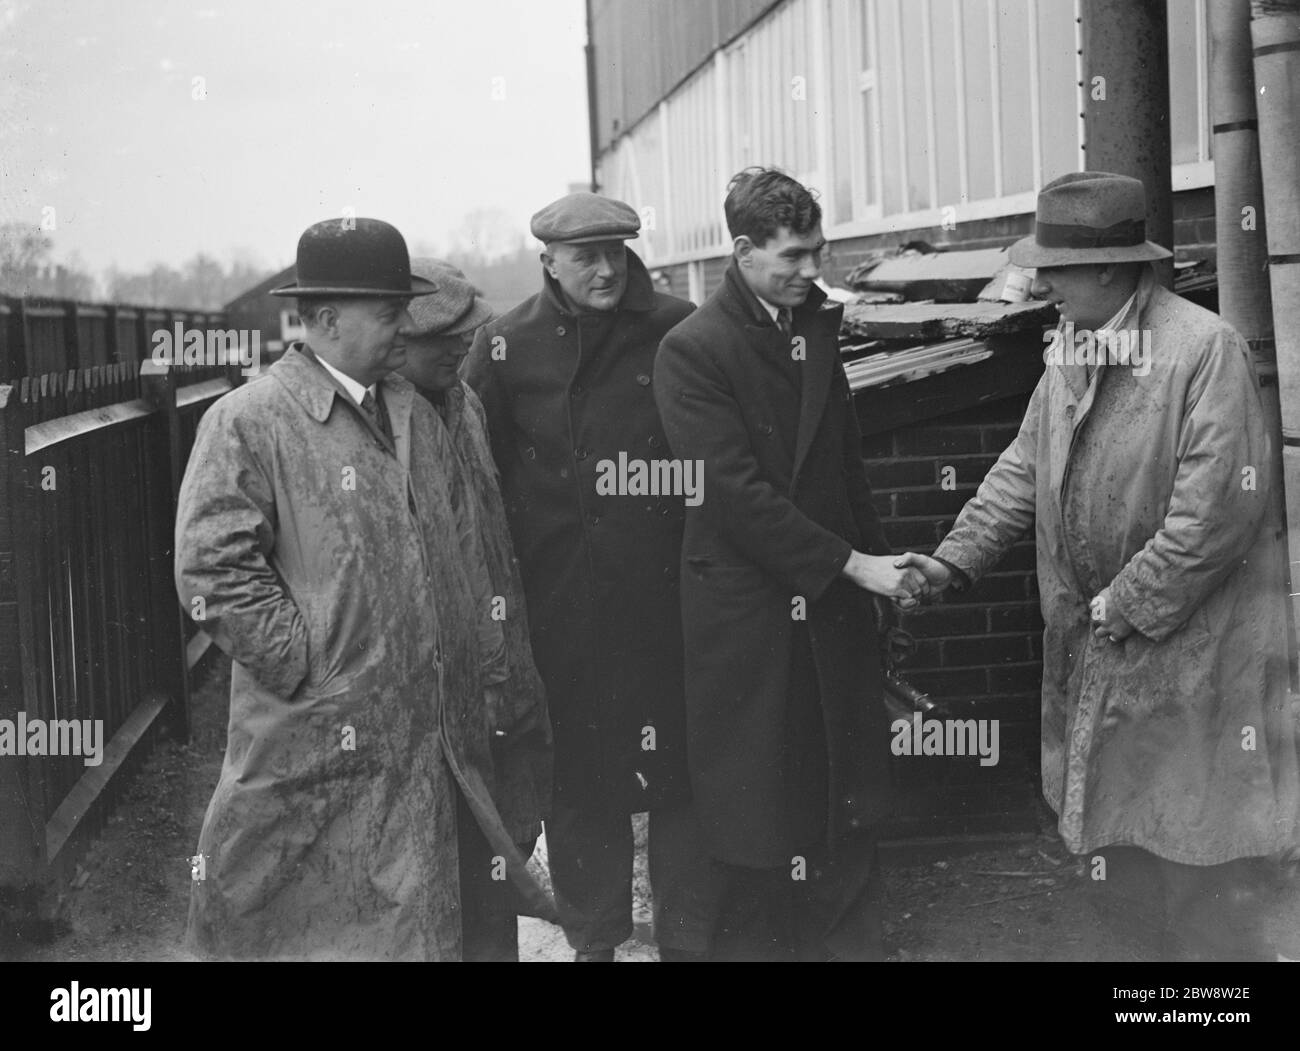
[0,299,254,898]
[1,294,225,382]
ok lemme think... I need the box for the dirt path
[5,656,1297,962]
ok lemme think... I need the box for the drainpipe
[1080,0,1175,288]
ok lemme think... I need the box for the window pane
[963,2,996,202]
[901,0,932,209]
[996,0,1034,195]
[877,0,907,214]
[1037,0,1080,183]
[930,0,963,208]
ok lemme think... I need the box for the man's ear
[1096,262,1119,287]
[315,303,341,339]
[734,235,755,268]
[540,246,558,279]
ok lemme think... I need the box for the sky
[0,0,591,276]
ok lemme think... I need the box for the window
[594,0,1214,266]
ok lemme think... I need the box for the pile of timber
[833,245,1055,391]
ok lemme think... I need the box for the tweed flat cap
[530,192,641,244]
[406,259,494,336]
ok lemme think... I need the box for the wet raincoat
[426,380,552,843]
[935,266,1300,864]
[176,346,550,960]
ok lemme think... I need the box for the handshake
[841,550,954,611]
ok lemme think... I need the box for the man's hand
[841,551,925,603]
[892,552,954,601]
[1090,587,1135,643]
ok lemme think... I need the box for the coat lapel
[791,300,842,483]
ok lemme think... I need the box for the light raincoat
[176,346,551,961]
[935,266,1300,864]
[426,380,552,844]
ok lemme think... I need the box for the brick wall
[863,387,1045,835]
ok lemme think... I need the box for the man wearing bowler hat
[463,193,712,961]
[176,217,529,959]
[898,171,1300,959]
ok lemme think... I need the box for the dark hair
[724,167,822,246]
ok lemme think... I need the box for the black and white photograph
[2,0,1300,1022]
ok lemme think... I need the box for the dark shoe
[573,948,615,962]
[658,946,707,962]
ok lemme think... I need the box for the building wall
[644,184,1218,303]
[596,0,1215,272]
[589,0,776,154]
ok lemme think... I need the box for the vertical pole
[1250,0,1300,639]
[0,384,44,884]
[1080,0,1175,288]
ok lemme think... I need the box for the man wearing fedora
[463,192,712,961]
[398,259,554,961]
[176,218,520,959]
[898,171,1300,959]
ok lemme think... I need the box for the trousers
[545,798,716,954]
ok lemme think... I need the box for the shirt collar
[313,353,375,406]
[1097,290,1138,335]
[754,294,783,323]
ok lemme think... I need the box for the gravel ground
[4,654,1297,963]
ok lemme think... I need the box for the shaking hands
[841,550,955,610]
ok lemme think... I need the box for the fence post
[0,383,44,885]
[140,360,191,740]
[5,298,29,380]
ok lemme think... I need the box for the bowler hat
[269,217,438,298]
[407,259,495,336]
[531,192,641,244]
[1009,172,1173,268]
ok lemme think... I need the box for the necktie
[360,388,393,444]
[777,307,793,341]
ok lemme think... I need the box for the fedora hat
[1009,171,1173,269]
[269,217,438,298]
[407,259,495,336]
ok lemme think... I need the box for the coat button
[648,434,660,449]
[575,448,588,460]
[556,325,566,336]
[1066,405,1075,416]
[636,373,651,386]
[572,385,584,397]
[761,423,774,435]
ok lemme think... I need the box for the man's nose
[800,255,822,280]
[396,307,416,333]
[1030,273,1051,298]
[595,253,618,277]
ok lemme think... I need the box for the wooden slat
[44,693,169,862]
[25,399,154,455]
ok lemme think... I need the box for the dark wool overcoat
[463,251,695,813]
[654,261,896,868]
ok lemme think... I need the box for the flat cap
[407,258,495,336]
[530,192,641,244]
